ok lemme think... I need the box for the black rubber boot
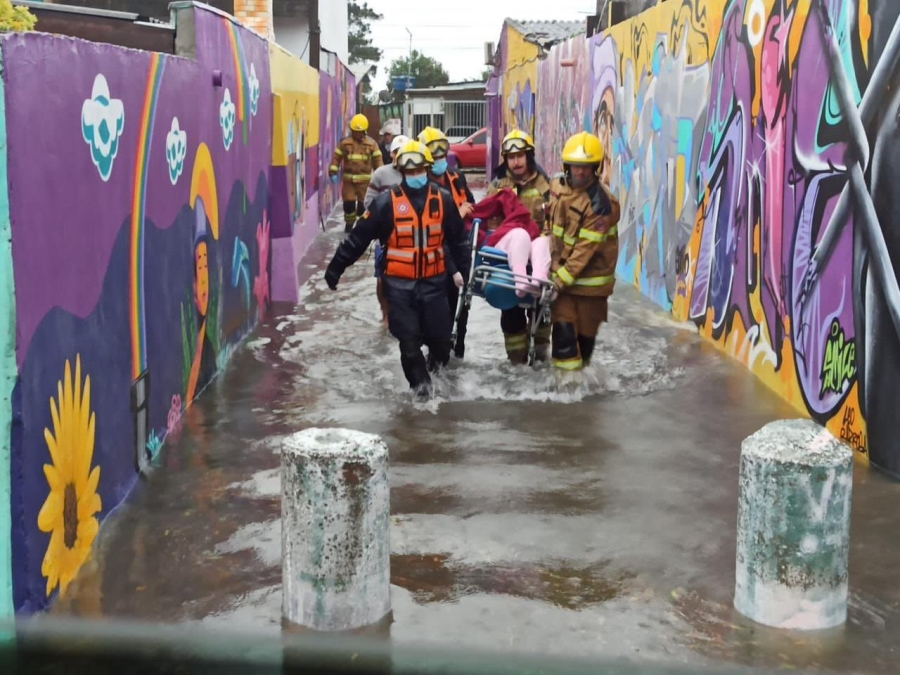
[578,335,596,366]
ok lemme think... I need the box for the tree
[388,50,450,89]
[0,0,35,31]
[462,68,494,83]
[348,1,382,65]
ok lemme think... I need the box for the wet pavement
[50,181,900,673]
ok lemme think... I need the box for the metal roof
[505,19,584,47]
[407,81,486,93]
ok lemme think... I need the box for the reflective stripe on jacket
[385,184,446,279]
[546,176,620,297]
[441,171,469,208]
[329,135,382,181]
[486,171,551,232]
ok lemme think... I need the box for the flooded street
[50,192,900,673]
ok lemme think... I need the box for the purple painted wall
[318,65,357,219]
[5,4,272,612]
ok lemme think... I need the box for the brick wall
[233,0,273,39]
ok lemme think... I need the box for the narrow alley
[50,201,900,674]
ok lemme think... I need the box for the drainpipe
[309,0,320,70]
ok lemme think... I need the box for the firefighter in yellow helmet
[325,141,471,399]
[418,126,476,358]
[486,129,553,363]
[546,131,620,371]
[329,113,383,232]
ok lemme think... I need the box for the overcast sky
[362,0,597,91]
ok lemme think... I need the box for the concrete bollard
[735,419,853,630]
[281,428,391,631]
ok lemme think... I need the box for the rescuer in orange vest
[418,126,476,358]
[325,140,471,398]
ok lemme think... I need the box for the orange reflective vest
[385,185,446,279]
[437,171,469,208]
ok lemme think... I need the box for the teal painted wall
[0,47,15,618]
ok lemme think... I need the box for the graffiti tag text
[840,406,867,454]
[821,320,856,397]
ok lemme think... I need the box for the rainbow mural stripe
[226,18,250,144]
[130,52,166,380]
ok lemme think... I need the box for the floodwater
[49,183,900,673]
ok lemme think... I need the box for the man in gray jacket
[364,134,408,208]
[365,135,408,324]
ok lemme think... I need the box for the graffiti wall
[591,1,716,310]
[485,21,537,180]
[269,44,320,302]
[530,0,900,471]
[678,0,878,467]
[535,35,591,175]
[502,23,539,150]
[4,4,272,612]
[318,64,357,219]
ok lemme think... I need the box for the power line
[378,45,488,50]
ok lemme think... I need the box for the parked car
[449,128,487,170]
[444,125,479,144]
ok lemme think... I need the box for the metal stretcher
[452,219,555,366]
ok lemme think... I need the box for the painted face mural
[194,239,210,317]
[6,7,275,613]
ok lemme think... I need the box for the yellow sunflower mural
[37,355,102,597]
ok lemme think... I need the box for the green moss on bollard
[735,419,852,630]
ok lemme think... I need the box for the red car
[448,127,487,170]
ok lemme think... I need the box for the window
[472,131,486,145]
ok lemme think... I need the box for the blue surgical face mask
[405,174,428,190]
[432,158,448,175]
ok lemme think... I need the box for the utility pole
[309,0,320,70]
[405,27,413,89]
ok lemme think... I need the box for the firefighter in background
[325,141,471,399]
[329,114,383,233]
[485,129,552,363]
[547,131,620,371]
[418,126,476,358]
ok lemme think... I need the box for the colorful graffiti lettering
[821,319,856,397]
[536,36,591,174]
[528,0,900,468]
[593,2,711,311]
[681,0,868,441]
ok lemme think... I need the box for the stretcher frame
[452,219,555,366]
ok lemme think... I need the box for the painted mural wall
[678,0,880,469]
[269,43,320,303]
[318,64,357,219]
[535,35,591,175]
[487,22,537,180]
[531,0,900,472]
[503,24,539,142]
[4,4,272,612]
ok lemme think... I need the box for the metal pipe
[848,165,900,342]
[308,0,320,70]
[805,0,900,311]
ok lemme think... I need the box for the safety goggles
[427,139,449,158]
[396,152,429,169]
[502,137,531,154]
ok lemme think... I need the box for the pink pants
[493,230,552,297]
